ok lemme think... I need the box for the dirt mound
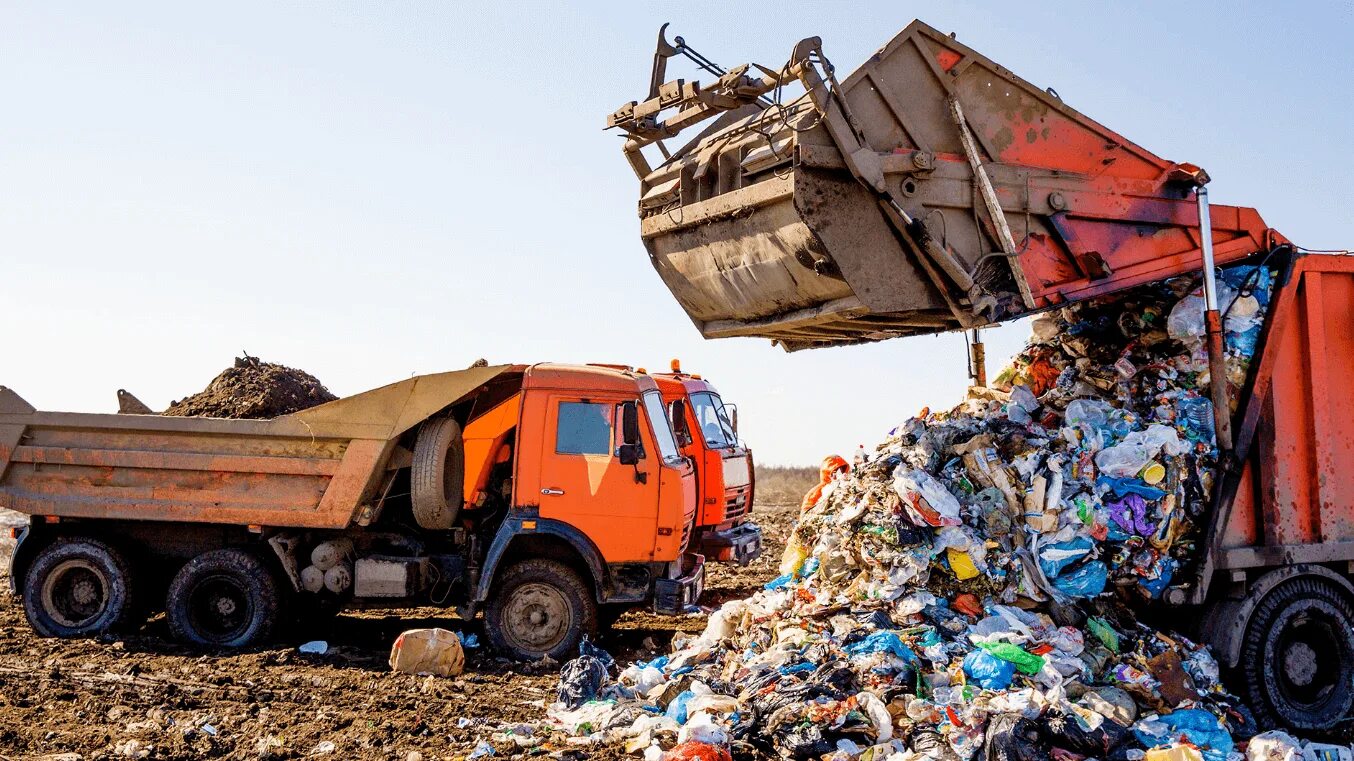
[162,355,338,419]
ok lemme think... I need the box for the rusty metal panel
[1217,256,1354,567]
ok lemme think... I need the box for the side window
[555,401,613,455]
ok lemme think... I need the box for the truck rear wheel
[1239,576,1354,731]
[23,537,139,638]
[485,559,596,661]
[411,416,464,530]
[166,549,281,648]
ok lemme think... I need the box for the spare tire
[411,416,464,530]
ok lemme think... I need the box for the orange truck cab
[651,361,761,566]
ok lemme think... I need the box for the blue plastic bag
[1133,708,1233,761]
[1098,476,1168,501]
[1140,557,1178,599]
[844,631,918,663]
[1038,536,1094,578]
[962,648,1016,690]
[1052,560,1107,598]
[665,690,694,724]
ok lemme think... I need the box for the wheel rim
[1270,601,1348,711]
[187,573,254,644]
[41,559,108,629]
[501,581,572,655]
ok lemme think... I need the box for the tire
[22,537,139,638]
[411,416,464,530]
[1239,576,1354,732]
[165,549,282,648]
[484,559,596,661]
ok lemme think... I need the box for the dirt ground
[0,501,801,761]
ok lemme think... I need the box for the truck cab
[651,361,761,566]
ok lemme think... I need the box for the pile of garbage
[163,355,337,419]
[547,265,1297,760]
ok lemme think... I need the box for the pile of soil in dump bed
[162,355,338,419]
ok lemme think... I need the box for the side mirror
[618,443,641,466]
[669,399,692,446]
[727,404,739,437]
[621,401,641,446]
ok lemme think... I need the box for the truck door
[535,395,659,562]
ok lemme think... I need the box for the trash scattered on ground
[388,627,465,677]
[298,640,329,655]
[162,354,337,418]
[541,266,1293,759]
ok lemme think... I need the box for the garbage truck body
[652,364,760,565]
[610,19,1353,730]
[0,362,703,660]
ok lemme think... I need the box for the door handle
[541,488,565,496]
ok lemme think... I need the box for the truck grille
[680,520,693,552]
[725,486,752,520]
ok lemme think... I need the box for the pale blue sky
[2,2,1351,465]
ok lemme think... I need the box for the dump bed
[609,20,1282,350]
[0,366,514,529]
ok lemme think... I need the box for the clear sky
[2,2,1351,465]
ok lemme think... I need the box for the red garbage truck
[607,19,1354,730]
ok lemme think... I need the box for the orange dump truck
[0,363,703,659]
[652,362,761,565]
[608,20,1354,728]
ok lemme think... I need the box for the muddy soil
[162,357,337,419]
[0,502,798,761]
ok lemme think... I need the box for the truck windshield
[689,391,736,449]
[642,390,684,464]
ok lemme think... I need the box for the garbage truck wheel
[23,537,139,638]
[1239,576,1354,732]
[166,549,281,648]
[485,559,596,661]
[410,416,464,530]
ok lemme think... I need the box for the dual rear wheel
[23,539,282,648]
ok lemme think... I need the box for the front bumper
[653,553,705,614]
[699,522,763,566]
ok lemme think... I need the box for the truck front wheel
[1240,576,1354,731]
[166,549,282,649]
[485,559,596,661]
[23,537,139,638]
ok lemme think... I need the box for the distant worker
[853,444,869,468]
[801,454,849,512]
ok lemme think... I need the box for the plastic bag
[844,630,918,663]
[1133,709,1233,761]
[963,648,1016,690]
[1095,425,1186,477]
[975,641,1046,675]
[894,468,963,526]
[1053,561,1107,598]
[1038,536,1095,578]
[1245,730,1303,761]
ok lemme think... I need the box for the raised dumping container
[608,20,1281,350]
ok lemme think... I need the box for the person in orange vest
[801,454,850,512]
